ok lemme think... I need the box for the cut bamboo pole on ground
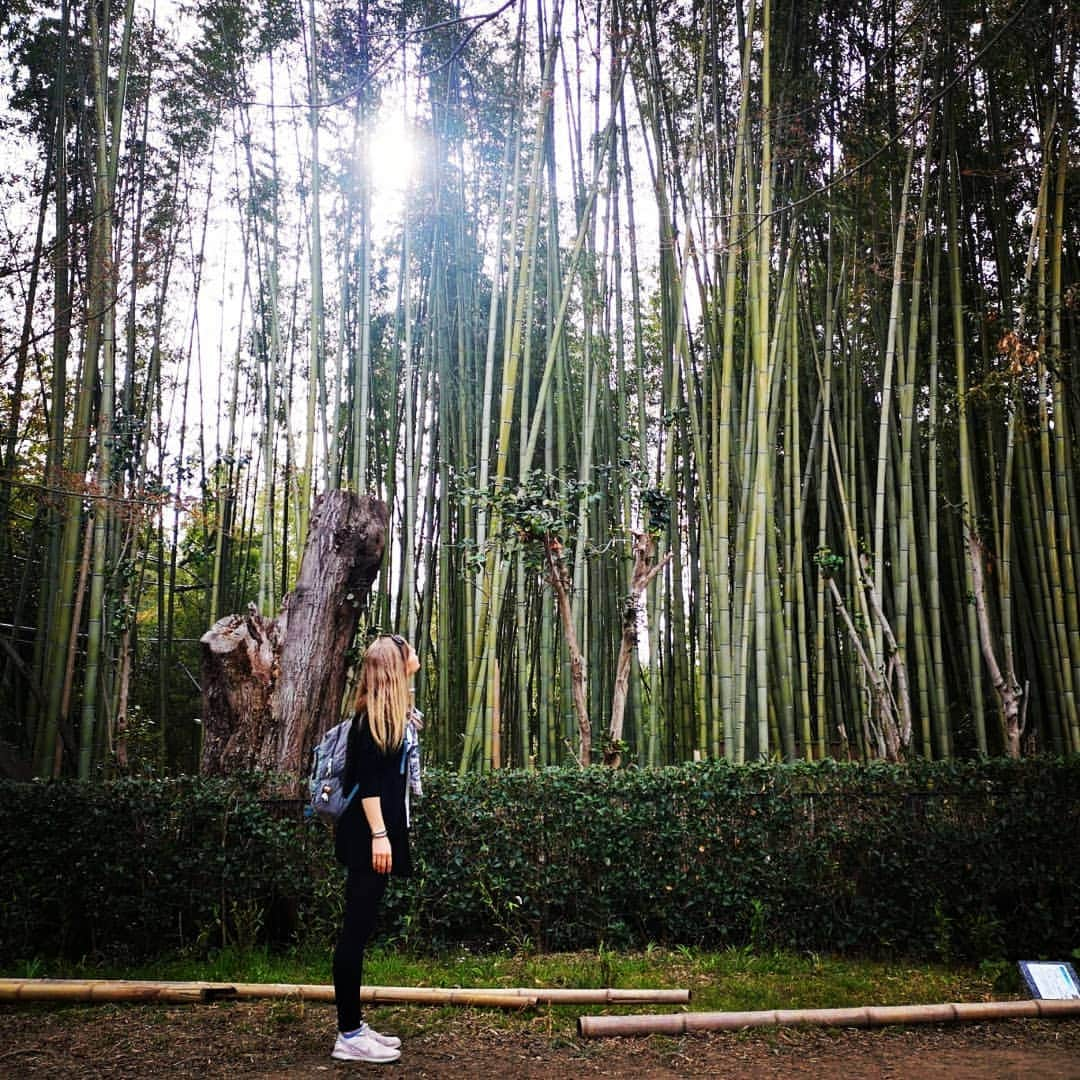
[0,980,235,1004]
[0,979,533,1008]
[464,987,690,1004]
[231,984,689,1006]
[578,999,1080,1037]
[235,984,541,1008]
[0,979,688,1008]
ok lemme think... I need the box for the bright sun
[366,117,419,198]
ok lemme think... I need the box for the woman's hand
[372,834,392,874]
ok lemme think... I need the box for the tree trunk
[606,532,671,766]
[199,607,281,775]
[966,528,1024,758]
[200,491,388,780]
[545,536,590,765]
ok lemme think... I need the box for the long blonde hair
[353,636,410,752]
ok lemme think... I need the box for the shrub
[1,758,1077,965]
[0,776,331,964]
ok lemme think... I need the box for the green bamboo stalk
[946,114,988,754]
[1015,436,1065,749]
[790,287,812,758]
[895,106,935,754]
[617,78,651,764]
[748,0,774,761]
[33,0,72,773]
[400,97,417,643]
[871,54,922,672]
[718,0,755,760]
[462,9,560,773]
[1047,112,1080,752]
[79,0,136,777]
[924,160,950,759]
[298,0,327,551]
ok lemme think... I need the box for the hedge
[2,758,1077,966]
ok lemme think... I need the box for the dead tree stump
[199,606,281,775]
[199,491,388,781]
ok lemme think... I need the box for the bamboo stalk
[0,979,686,1008]
[460,988,689,1004]
[578,999,1080,1037]
[0,980,231,1004]
[0,980,526,1009]
[946,114,988,755]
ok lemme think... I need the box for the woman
[331,633,421,1064]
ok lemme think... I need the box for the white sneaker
[331,1029,401,1063]
[360,1022,402,1050]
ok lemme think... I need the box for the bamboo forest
[0,0,1076,781]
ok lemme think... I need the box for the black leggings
[333,867,389,1033]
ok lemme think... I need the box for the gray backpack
[307,710,424,823]
[307,718,357,823]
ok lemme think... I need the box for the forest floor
[2,1001,1080,1078]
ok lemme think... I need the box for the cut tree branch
[606,532,671,766]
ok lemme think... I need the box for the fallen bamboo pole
[231,984,687,1006]
[463,987,690,1005]
[577,998,1080,1038]
[0,979,535,1009]
[233,984,541,1008]
[0,980,234,1004]
[0,979,687,1008]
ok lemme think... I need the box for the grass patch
[1,946,1020,1053]
[8,945,1004,1014]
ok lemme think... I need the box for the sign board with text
[1018,961,1080,1000]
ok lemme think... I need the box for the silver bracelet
[371,829,388,838]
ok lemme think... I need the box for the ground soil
[2,1002,1079,1078]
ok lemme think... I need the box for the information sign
[1018,961,1080,1000]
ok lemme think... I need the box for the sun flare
[366,117,420,196]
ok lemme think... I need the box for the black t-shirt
[334,712,413,876]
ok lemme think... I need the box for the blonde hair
[353,636,410,752]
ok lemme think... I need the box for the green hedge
[0,776,326,965]
[2,759,1077,966]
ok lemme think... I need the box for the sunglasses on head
[383,633,408,659]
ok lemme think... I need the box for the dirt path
[3,1003,1080,1078]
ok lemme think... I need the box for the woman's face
[404,642,421,678]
